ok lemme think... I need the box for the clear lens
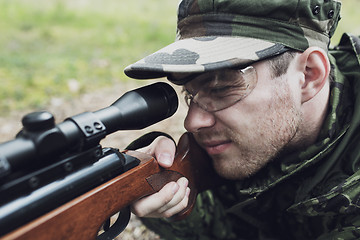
[183,66,257,112]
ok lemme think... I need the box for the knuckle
[153,136,167,146]
[160,192,174,205]
[130,205,145,217]
[160,182,178,204]
[157,135,171,143]
[157,136,175,149]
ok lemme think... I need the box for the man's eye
[209,86,235,96]
[209,84,251,99]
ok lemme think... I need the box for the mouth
[201,140,232,155]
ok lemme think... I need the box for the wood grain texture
[1,133,221,240]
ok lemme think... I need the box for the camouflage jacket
[134,33,360,240]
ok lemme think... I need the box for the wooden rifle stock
[1,132,221,240]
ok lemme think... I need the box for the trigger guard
[97,207,131,240]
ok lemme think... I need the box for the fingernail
[181,177,189,187]
[186,187,190,197]
[159,153,172,166]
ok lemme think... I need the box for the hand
[131,136,191,218]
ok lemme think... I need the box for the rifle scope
[0,82,178,176]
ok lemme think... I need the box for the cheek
[217,84,274,130]
[214,63,276,128]
[216,78,300,142]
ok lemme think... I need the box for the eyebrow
[194,73,218,86]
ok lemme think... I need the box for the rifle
[0,82,220,240]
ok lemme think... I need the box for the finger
[147,177,190,218]
[160,187,191,218]
[131,181,179,218]
[136,136,176,168]
[157,177,190,217]
[153,136,176,168]
[157,177,189,213]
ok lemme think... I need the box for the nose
[184,102,216,133]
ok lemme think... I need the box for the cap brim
[124,36,287,81]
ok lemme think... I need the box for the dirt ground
[0,79,187,239]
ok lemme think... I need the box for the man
[124,0,360,239]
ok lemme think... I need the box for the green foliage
[0,0,359,113]
[331,0,360,45]
[0,0,177,112]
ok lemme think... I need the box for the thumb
[153,136,176,168]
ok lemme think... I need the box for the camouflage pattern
[137,33,360,239]
[124,0,341,81]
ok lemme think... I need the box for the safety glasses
[181,66,257,112]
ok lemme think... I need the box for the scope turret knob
[22,111,55,132]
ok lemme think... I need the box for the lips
[200,140,232,155]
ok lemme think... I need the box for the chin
[213,162,254,180]
[211,153,267,180]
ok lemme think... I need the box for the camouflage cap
[124,0,341,82]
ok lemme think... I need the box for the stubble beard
[202,83,302,180]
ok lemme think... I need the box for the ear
[297,47,330,103]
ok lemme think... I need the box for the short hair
[267,50,335,82]
[267,51,297,78]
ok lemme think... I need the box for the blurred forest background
[0,0,359,114]
[0,0,178,113]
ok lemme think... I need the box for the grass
[0,0,178,112]
[0,0,359,113]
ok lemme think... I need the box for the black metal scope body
[0,82,178,177]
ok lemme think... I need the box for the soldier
[125,0,360,239]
